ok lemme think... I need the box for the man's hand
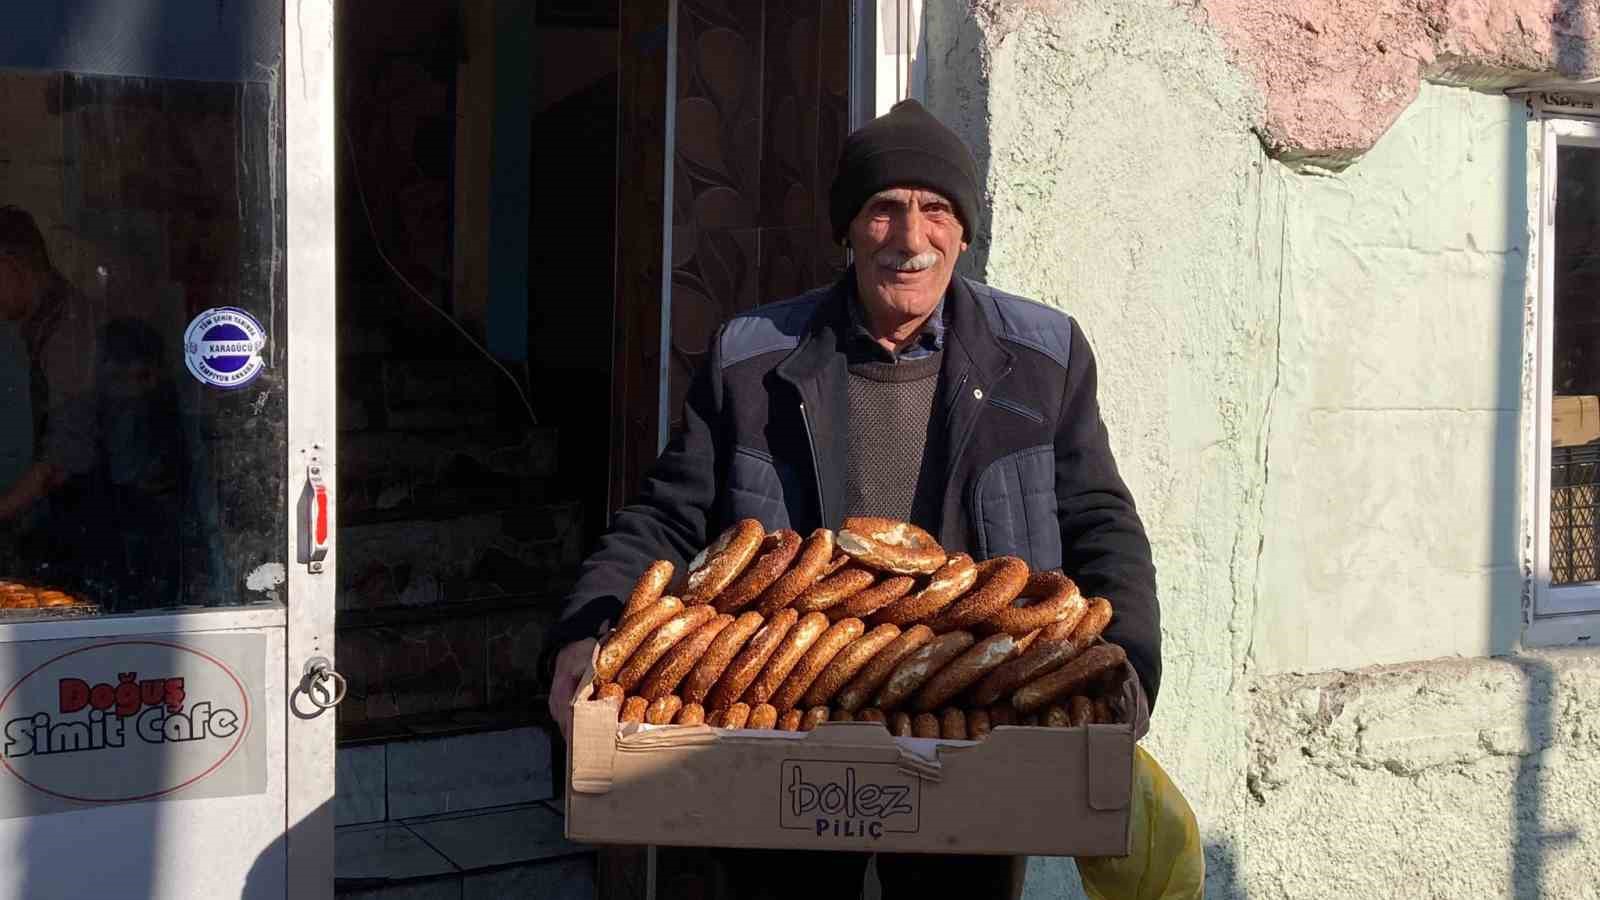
[548,638,598,746]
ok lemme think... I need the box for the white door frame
[852,0,925,126]
[0,2,337,896]
[284,0,340,895]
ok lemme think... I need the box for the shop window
[1534,115,1600,642]
[0,68,284,618]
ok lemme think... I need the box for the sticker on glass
[183,307,266,389]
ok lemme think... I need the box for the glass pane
[0,2,285,617]
[1550,144,1600,585]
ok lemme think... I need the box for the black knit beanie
[829,99,980,244]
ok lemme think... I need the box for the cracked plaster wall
[1253,82,1529,676]
[925,1,1598,896]
[1196,0,1600,163]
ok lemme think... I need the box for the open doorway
[329,0,856,890]
[333,0,618,744]
[531,3,620,552]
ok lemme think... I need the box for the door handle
[301,655,347,709]
[307,451,330,573]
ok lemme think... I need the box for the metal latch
[301,656,347,710]
[307,451,330,573]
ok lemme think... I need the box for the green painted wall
[924,2,1599,896]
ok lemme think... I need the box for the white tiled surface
[405,804,579,871]
[335,823,457,882]
[337,744,387,826]
[335,727,588,898]
[385,727,553,819]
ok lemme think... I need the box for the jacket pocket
[972,444,1062,571]
[986,395,1045,424]
[726,446,793,532]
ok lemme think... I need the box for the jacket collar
[774,275,852,528]
[934,274,1015,538]
[773,273,852,390]
[775,269,1013,384]
[941,273,1014,389]
[845,287,947,363]
[774,267,1016,531]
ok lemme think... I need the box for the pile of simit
[590,517,1129,740]
[0,580,90,610]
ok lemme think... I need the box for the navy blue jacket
[550,271,1162,707]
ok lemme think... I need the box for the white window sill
[1525,612,1600,648]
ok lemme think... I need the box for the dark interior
[334,0,619,741]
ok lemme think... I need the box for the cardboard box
[1553,394,1600,447]
[564,652,1146,857]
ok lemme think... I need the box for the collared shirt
[846,286,948,364]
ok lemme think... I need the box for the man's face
[848,187,967,325]
[0,257,29,322]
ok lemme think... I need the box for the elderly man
[547,100,1159,898]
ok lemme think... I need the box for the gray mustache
[875,251,938,273]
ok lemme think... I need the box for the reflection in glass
[0,70,284,616]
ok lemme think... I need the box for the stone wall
[1253,84,1527,674]
[1198,0,1600,163]
[1243,650,1600,897]
[926,6,1270,891]
[925,1,1600,895]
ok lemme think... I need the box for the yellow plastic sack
[1075,746,1205,900]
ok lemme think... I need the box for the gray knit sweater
[843,350,945,525]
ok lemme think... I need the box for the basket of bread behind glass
[0,579,100,616]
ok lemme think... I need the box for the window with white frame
[1535,113,1600,642]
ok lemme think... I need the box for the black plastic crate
[1551,444,1600,584]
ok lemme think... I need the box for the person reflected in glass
[94,318,186,609]
[0,206,99,586]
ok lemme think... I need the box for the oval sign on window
[0,640,252,804]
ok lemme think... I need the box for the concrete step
[334,606,552,728]
[336,726,556,826]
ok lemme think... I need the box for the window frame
[1530,111,1600,646]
